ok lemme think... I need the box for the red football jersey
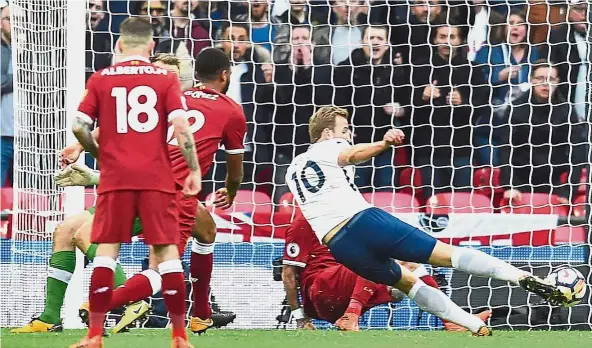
[283,211,340,289]
[168,85,246,186]
[77,56,186,194]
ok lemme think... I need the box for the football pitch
[3,329,592,348]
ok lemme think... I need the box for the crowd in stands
[0,0,590,213]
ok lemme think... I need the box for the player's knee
[394,266,419,294]
[53,214,87,251]
[191,205,216,244]
[427,241,454,267]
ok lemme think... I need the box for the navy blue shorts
[327,207,438,285]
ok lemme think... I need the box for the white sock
[451,247,526,285]
[140,269,162,295]
[408,280,484,333]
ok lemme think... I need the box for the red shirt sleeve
[165,76,187,121]
[283,215,313,268]
[77,73,100,124]
[222,107,246,155]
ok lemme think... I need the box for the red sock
[109,270,160,311]
[190,241,214,319]
[88,257,115,338]
[159,260,188,340]
[420,275,440,289]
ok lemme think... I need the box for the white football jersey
[286,138,372,241]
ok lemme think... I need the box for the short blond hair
[308,106,349,143]
[152,53,181,70]
[119,17,153,48]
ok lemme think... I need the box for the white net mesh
[3,0,592,330]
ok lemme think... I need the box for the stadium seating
[362,192,421,213]
[425,192,494,214]
[398,167,423,201]
[499,193,570,216]
[0,187,12,211]
[473,167,502,198]
[559,167,588,196]
[572,195,587,218]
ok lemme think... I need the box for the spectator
[1,1,13,187]
[545,0,589,121]
[334,25,410,190]
[169,0,211,60]
[473,9,540,166]
[217,22,271,177]
[273,0,328,64]
[500,60,589,204]
[191,0,229,34]
[135,0,170,44]
[391,0,443,65]
[409,21,488,199]
[465,0,506,62]
[313,0,367,66]
[233,0,280,53]
[85,0,111,81]
[256,25,334,200]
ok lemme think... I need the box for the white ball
[546,267,587,306]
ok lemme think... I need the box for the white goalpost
[2,0,591,331]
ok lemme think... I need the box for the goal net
[3,0,591,331]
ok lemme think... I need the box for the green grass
[3,329,592,348]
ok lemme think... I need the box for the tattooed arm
[171,115,200,175]
[72,118,99,159]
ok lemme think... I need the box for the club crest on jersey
[287,243,300,258]
[418,214,449,234]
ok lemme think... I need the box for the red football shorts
[303,265,392,323]
[176,189,198,255]
[92,190,179,245]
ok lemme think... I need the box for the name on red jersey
[184,89,219,101]
[101,65,168,76]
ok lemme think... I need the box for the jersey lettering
[291,160,325,202]
[112,86,159,133]
[166,109,206,146]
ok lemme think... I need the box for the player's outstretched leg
[11,212,89,333]
[427,242,567,306]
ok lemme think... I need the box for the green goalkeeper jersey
[86,206,144,236]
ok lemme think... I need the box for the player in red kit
[60,48,246,335]
[70,18,200,348]
[282,212,491,331]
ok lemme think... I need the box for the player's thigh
[329,232,403,286]
[191,202,216,243]
[394,264,421,294]
[72,216,94,253]
[138,191,178,247]
[53,210,92,250]
[92,191,137,244]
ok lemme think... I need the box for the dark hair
[119,17,153,47]
[219,21,250,39]
[195,47,231,82]
[530,58,557,75]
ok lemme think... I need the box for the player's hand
[383,128,405,146]
[59,143,84,169]
[213,187,236,210]
[183,172,202,197]
[296,317,316,330]
[54,164,93,187]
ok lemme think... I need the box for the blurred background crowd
[0,0,590,211]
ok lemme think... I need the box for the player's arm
[215,109,247,209]
[337,129,405,167]
[72,118,98,159]
[282,265,302,311]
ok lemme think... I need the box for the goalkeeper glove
[54,164,100,187]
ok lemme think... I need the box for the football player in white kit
[286,106,569,336]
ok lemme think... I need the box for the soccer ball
[546,267,587,306]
